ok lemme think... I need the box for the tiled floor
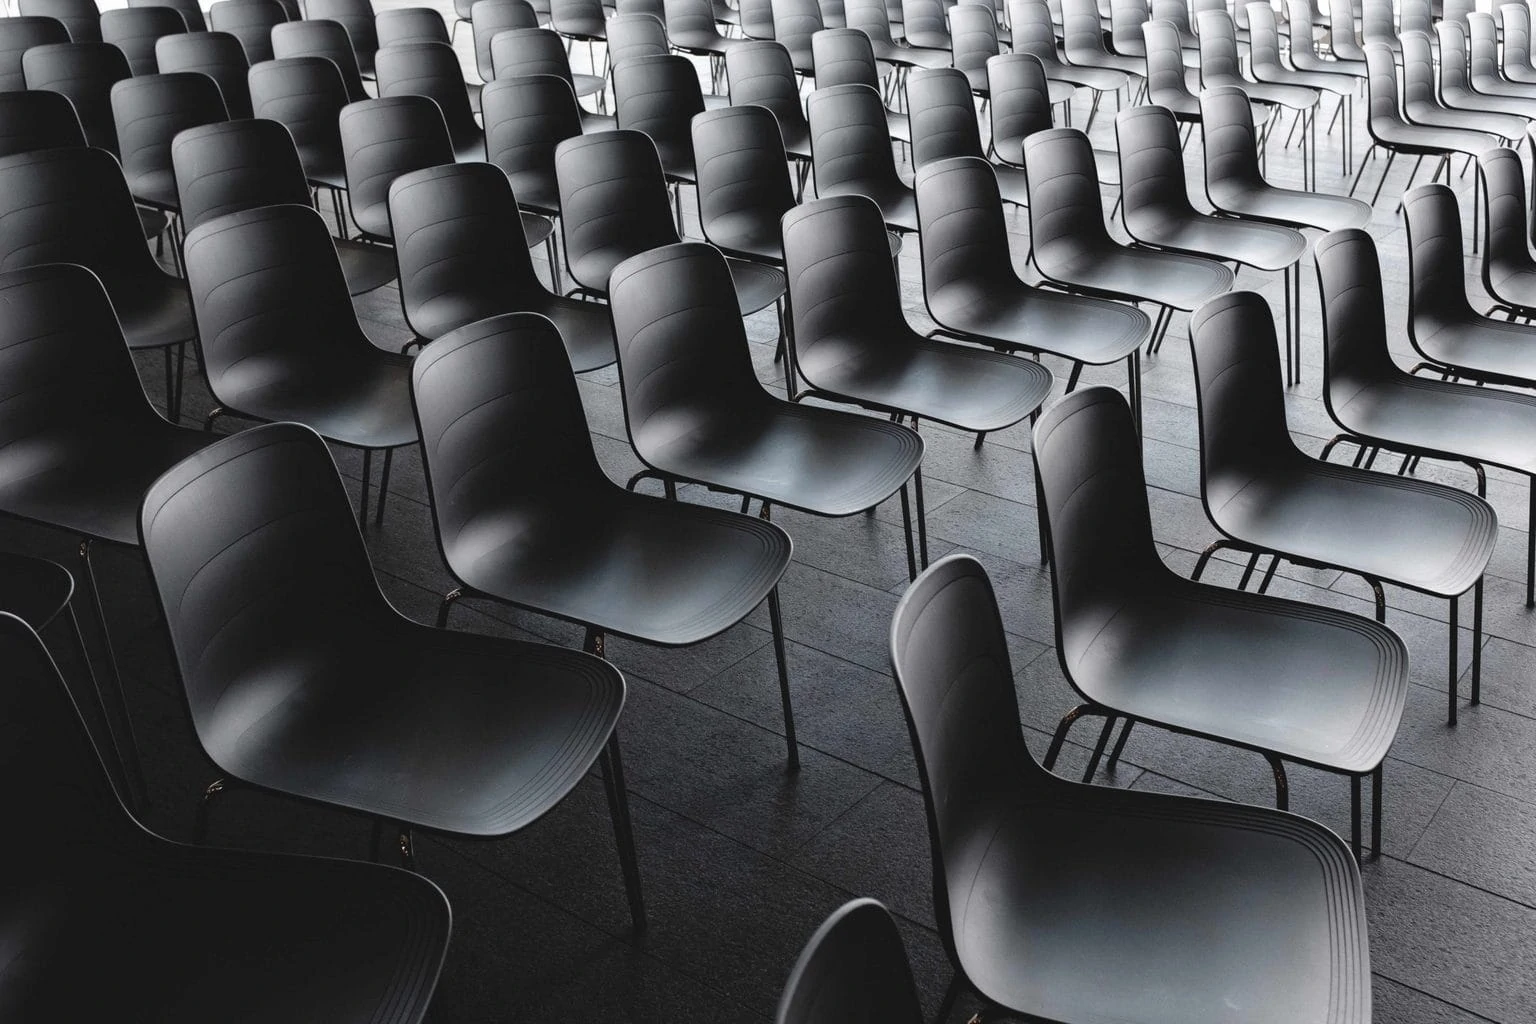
[26,8,1536,1021]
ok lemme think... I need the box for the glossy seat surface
[807,83,918,231]
[1480,146,1536,313]
[1364,43,1502,156]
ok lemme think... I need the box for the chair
[901,0,951,49]
[412,312,798,775]
[1442,0,1473,30]
[1401,30,1524,142]
[471,0,539,83]
[1287,0,1365,78]
[666,0,736,78]
[111,71,227,219]
[21,40,129,152]
[1010,0,1115,108]
[1501,3,1536,85]
[1061,0,1139,85]
[845,0,949,68]
[339,94,456,244]
[807,83,917,232]
[948,1,1000,98]
[489,28,609,129]
[775,900,924,1024]
[1328,0,1368,61]
[173,117,398,295]
[1360,0,1398,54]
[690,103,800,264]
[549,0,609,47]
[248,53,350,195]
[481,72,580,221]
[1141,18,1201,122]
[1438,20,1536,121]
[0,17,70,91]
[1468,12,1536,102]
[1479,145,1536,319]
[772,0,823,71]
[605,11,666,70]
[0,610,451,1022]
[209,0,288,63]
[1150,0,1202,65]
[608,241,928,574]
[612,52,704,189]
[19,0,100,42]
[1248,2,1357,174]
[725,40,813,161]
[1109,0,1148,56]
[131,0,208,32]
[271,17,371,100]
[389,162,613,368]
[100,5,187,76]
[1316,226,1536,610]
[376,40,485,162]
[140,420,645,929]
[737,0,776,40]
[0,88,86,157]
[155,30,253,117]
[376,5,451,48]
[888,552,1377,1018]
[908,65,1029,206]
[1399,0,1432,39]
[307,0,380,76]
[810,28,913,143]
[182,205,417,526]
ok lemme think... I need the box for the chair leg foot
[436,587,462,628]
[600,733,647,932]
[1043,704,1094,771]
[194,777,226,843]
[1081,715,1116,783]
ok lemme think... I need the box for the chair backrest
[0,89,86,158]
[271,18,369,100]
[248,55,348,172]
[306,0,379,70]
[489,27,580,89]
[376,39,481,145]
[0,17,70,91]
[1115,103,1197,233]
[1199,84,1263,187]
[907,66,985,168]
[845,0,898,45]
[481,73,582,207]
[986,52,1053,160]
[1151,0,1195,40]
[1402,181,1477,324]
[339,94,455,239]
[1442,0,1473,29]
[725,40,808,140]
[555,129,679,293]
[902,0,949,45]
[810,26,880,88]
[950,2,1000,79]
[822,0,848,28]
[172,117,314,231]
[1399,29,1437,111]
[773,0,825,61]
[111,71,228,192]
[1330,0,1366,58]
[548,0,608,38]
[1022,126,1112,261]
[613,52,704,162]
[1480,146,1530,276]
[209,0,288,63]
[1360,0,1396,46]
[1196,8,1243,84]
[1245,2,1285,77]
[471,0,538,80]
[1466,11,1502,84]
[140,422,387,753]
[1007,0,1062,66]
[1110,0,1149,53]
[131,0,208,32]
[1143,17,1195,105]
[607,12,669,68]
[155,30,252,117]
[100,5,187,75]
[1363,42,1407,130]
[375,5,450,48]
[22,40,130,152]
[806,83,899,194]
[389,162,549,340]
[19,0,100,42]
[1503,3,1535,76]
[691,104,795,248]
[1285,0,1325,59]
[782,194,909,360]
[1314,228,1399,409]
[914,155,1017,298]
[1398,0,1431,38]
[1436,19,1472,94]
[775,899,926,1024]
[1062,0,1112,58]
[738,0,777,39]
[665,0,723,41]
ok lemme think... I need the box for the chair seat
[642,400,922,516]
[1209,460,1495,598]
[954,784,1370,1024]
[555,15,607,37]
[1405,100,1526,141]
[1332,375,1536,477]
[204,624,623,835]
[138,205,168,240]
[411,292,617,371]
[902,29,951,48]
[1413,311,1536,387]
[798,333,1053,432]
[1372,117,1501,157]
[1128,211,1307,272]
[885,109,911,143]
[128,169,180,212]
[994,163,1030,207]
[869,39,951,68]
[452,129,488,165]
[930,279,1150,364]
[672,29,735,55]
[209,351,418,450]
[725,257,786,315]
[1256,63,1354,95]
[296,145,347,189]
[1064,48,1141,76]
[1240,78,1319,110]
[1506,63,1536,85]
[820,182,918,233]
[1469,75,1536,104]
[352,197,392,242]
[0,552,73,630]
[580,109,617,132]
[962,65,990,95]
[112,275,199,351]
[522,210,555,248]
[449,488,790,644]
[1486,260,1536,313]
[654,142,697,185]
[708,212,785,263]
[1050,61,1129,92]
[1069,578,1404,774]
[337,238,398,295]
[1291,51,1365,76]
[1035,243,1234,311]
[573,72,607,99]
[1208,181,1371,231]
[1443,85,1536,121]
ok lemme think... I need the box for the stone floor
[27,5,1536,1020]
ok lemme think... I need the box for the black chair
[915,155,1151,426]
[389,162,613,368]
[807,83,917,232]
[19,0,100,42]
[0,88,87,157]
[110,71,227,244]
[471,0,539,83]
[1479,145,1536,319]
[1247,2,1357,174]
[889,553,1376,1020]
[412,312,798,773]
[248,53,350,194]
[1469,12,1536,102]
[209,0,288,63]
[690,103,800,264]
[1061,0,1138,87]
[1011,0,1123,109]
[1502,1,1536,85]
[775,899,923,1024]
[1316,226,1536,610]
[100,5,187,76]
[948,1,1001,98]
[1401,29,1524,143]
[307,0,380,76]
[140,420,644,929]
[489,28,609,128]
[901,0,951,49]
[155,30,253,118]
[271,17,371,100]
[172,117,398,295]
[907,64,1027,207]
[612,52,704,192]
[608,12,669,69]
[21,40,130,152]
[549,0,608,48]
[131,0,208,32]
[376,40,485,162]
[376,4,451,48]
[666,0,735,62]
[0,610,451,1022]
[0,17,70,92]
[608,241,928,574]
[1023,125,1232,353]
[810,27,914,144]
[1438,20,1536,120]
[1117,103,1307,380]
[725,39,813,162]
[772,0,824,71]
[985,51,1060,172]
[1141,17,1202,123]
[481,71,579,221]
[845,0,948,68]
[339,94,455,244]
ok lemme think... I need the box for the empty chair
[490,28,608,128]
[100,5,187,76]
[612,52,704,186]
[901,0,952,49]
[1317,227,1536,609]
[1438,20,1536,121]
[915,156,1151,424]
[1198,9,1321,185]
[376,40,484,162]
[1328,0,1368,61]
[888,552,1377,1018]
[691,103,800,264]
[339,94,455,243]
[948,2,1001,97]
[375,4,451,47]
[1191,289,1494,727]
[1142,18,1201,122]
[155,31,253,118]
[737,0,776,40]
[182,204,417,525]
[307,0,379,76]
[1248,2,1358,173]
[1011,0,1117,106]
[111,71,227,215]
[0,88,86,157]
[807,83,917,232]
[1399,0,1432,38]
[140,420,644,928]
[604,12,665,69]
[19,0,100,42]
[272,17,371,101]
[811,27,913,143]
[1150,0,1202,63]
[1061,0,1139,85]
[909,66,1029,206]
[1501,3,1536,85]
[725,40,813,161]
[666,0,736,61]
[247,54,350,192]
[22,40,130,152]
[986,54,1058,169]
[471,0,539,83]
[1287,0,1365,78]
[130,0,208,32]
[1401,30,1524,143]
[173,117,397,295]
[389,162,613,368]
[772,0,823,70]
[1024,126,1232,352]
[1109,0,1149,56]
[548,0,608,46]
[1479,146,1536,319]
[776,900,923,1024]
[0,17,70,91]
[845,0,949,68]
[481,72,580,216]
[209,0,288,63]
[1468,12,1536,102]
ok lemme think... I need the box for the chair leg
[1350,773,1362,863]
[766,587,800,769]
[374,448,393,527]
[599,732,648,932]
[972,430,987,450]
[1527,481,1535,608]
[77,538,148,810]
[358,448,372,527]
[1043,704,1097,770]
[1105,717,1135,771]
[398,825,416,871]
[1471,577,1483,706]
[899,482,917,582]
[1266,753,1288,810]
[1081,715,1117,783]
[1447,592,1459,726]
[435,587,462,628]
[1190,539,1236,581]
[194,777,227,842]
[1371,764,1384,858]
[1235,550,1263,590]
[62,600,140,813]
[914,464,929,570]
[934,972,965,1024]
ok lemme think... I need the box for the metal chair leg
[435,587,462,628]
[1447,592,1459,726]
[899,482,917,582]
[358,448,372,527]
[766,586,800,769]
[1350,773,1362,862]
[1267,753,1289,810]
[1081,715,1117,782]
[77,538,148,810]
[63,601,140,812]
[1043,704,1097,770]
[934,972,965,1024]
[1105,717,1135,771]
[1371,764,1384,858]
[599,731,648,932]
[1471,577,1483,705]
[374,448,393,527]
[194,776,227,842]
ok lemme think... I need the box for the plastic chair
[1287,0,1364,78]
[100,5,187,75]
[131,0,208,32]
[1061,0,1139,84]
[1247,2,1356,173]
[0,88,86,157]
[775,900,924,1024]
[900,0,951,49]
[889,552,1377,1017]
[182,205,418,526]
[691,103,799,263]
[845,0,949,67]
[21,40,129,151]
[1437,20,1536,121]
[1501,3,1536,85]
[737,0,776,40]
[19,0,100,42]
[1328,0,1368,61]
[908,65,1028,205]
[949,1,1000,97]
[376,4,451,48]
[307,0,380,75]
[807,83,917,231]
[471,0,539,82]
[1316,226,1536,610]
[271,17,371,100]
[1468,12,1536,102]
[1141,18,1201,122]
[1479,146,1536,319]
[339,94,456,243]
[1360,0,1398,54]
[1400,29,1524,143]
[612,52,704,187]
[489,28,609,128]
[549,0,608,45]
[248,53,350,195]
[1010,0,1115,106]
[1109,0,1148,56]
[666,0,736,59]
[209,0,288,63]
[376,40,485,162]
[1191,289,1494,727]
[481,72,580,218]
[811,27,913,143]
[0,17,69,92]
[389,162,612,367]
[155,30,252,117]
[772,0,823,70]
[725,40,813,160]
[140,420,645,930]
[111,71,227,218]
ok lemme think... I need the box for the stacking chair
[807,83,918,232]
[100,5,187,76]
[845,0,950,69]
[1399,0,1433,39]
[900,0,952,49]
[1402,30,1525,143]
[141,421,645,930]
[110,71,227,251]
[0,18,69,91]
[985,52,1059,172]
[339,94,456,244]
[132,0,208,32]
[307,0,380,76]
[0,610,451,1022]
[376,40,486,162]
[22,40,130,151]
[613,52,704,196]
[1287,0,1365,79]
[182,205,418,526]
[1360,0,1398,56]
[690,103,802,266]
[915,156,1152,426]
[726,40,814,163]
[376,5,451,48]
[889,553,1377,1018]
[271,17,371,100]
[1191,290,1494,732]
[666,0,736,64]
[773,0,824,71]
[737,0,777,41]
[248,54,350,199]
[949,1,1001,98]
[1468,13,1536,102]
[1150,0,1202,66]
[209,0,289,63]
[1061,0,1139,96]
[490,28,610,128]
[1141,18,1201,124]
[607,12,668,69]
[909,66,1028,206]
[1010,0,1113,109]
[481,72,580,225]
[608,242,929,576]
[1501,3,1536,86]
[173,118,398,295]
[1328,0,1368,62]
[776,900,924,1024]
[811,27,914,143]
[1023,126,1232,354]
[155,31,253,117]
[1117,104,1307,380]
[1479,146,1536,320]
[1109,0,1148,57]
[0,88,86,157]
[471,0,539,83]
[1248,2,1357,173]
[549,0,609,55]
[1438,20,1536,121]
[19,0,100,42]
[1316,227,1536,611]
[389,163,612,367]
